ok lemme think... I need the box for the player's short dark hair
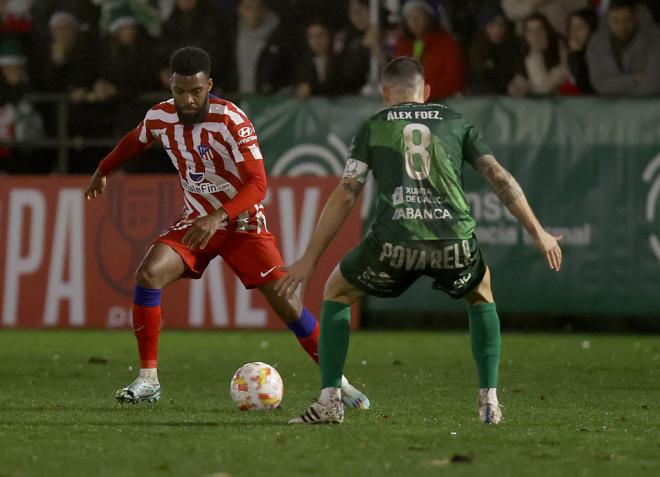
[169,47,211,77]
[608,0,637,11]
[381,57,425,89]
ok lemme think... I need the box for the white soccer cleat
[340,378,371,410]
[289,397,344,424]
[478,388,503,424]
[115,376,161,403]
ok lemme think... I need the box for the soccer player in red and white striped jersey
[84,47,369,409]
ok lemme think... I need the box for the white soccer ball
[230,362,284,411]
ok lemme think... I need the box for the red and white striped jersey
[136,96,267,232]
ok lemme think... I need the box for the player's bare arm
[474,154,563,271]
[276,177,364,298]
[182,208,229,250]
[84,167,107,201]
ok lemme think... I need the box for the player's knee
[322,280,341,301]
[322,265,362,304]
[322,280,355,304]
[468,290,493,306]
[466,269,494,305]
[135,263,162,288]
[274,296,301,323]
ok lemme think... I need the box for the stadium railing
[0,92,170,172]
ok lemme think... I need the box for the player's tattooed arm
[340,158,367,200]
[474,154,563,271]
[341,177,365,199]
[474,154,524,206]
[343,158,369,183]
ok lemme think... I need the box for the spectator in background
[226,0,296,95]
[441,0,482,50]
[587,0,660,95]
[468,6,519,95]
[155,0,177,19]
[99,0,161,37]
[641,0,660,23]
[1,0,34,75]
[502,0,591,36]
[34,10,100,171]
[0,38,46,173]
[508,13,567,97]
[1,0,32,36]
[394,0,465,100]
[594,0,660,23]
[334,0,386,94]
[559,8,598,95]
[160,0,230,91]
[35,11,95,96]
[274,0,345,31]
[0,38,31,101]
[296,21,344,99]
[3,0,31,14]
[93,4,161,133]
[31,0,101,46]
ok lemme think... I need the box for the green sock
[467,302,501,389]
[319,300,351,389]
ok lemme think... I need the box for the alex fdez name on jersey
[386,110,442,121]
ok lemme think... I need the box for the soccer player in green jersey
[276,57,563,425]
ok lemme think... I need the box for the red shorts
[156,222,286,289]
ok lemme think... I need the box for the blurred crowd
[1,0,660,172]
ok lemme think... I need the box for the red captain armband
[98,128,147,176]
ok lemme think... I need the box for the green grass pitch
[0,330,658,477]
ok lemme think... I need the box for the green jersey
[344,102,493,241]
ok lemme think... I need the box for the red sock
[132,304,161,368]
[297,320,320,363]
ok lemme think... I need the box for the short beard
[176,95,210,125]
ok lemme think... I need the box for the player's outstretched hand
[533,230,563,272]
[275,258,314,299]
[182,213,227,250]
[84,169,107,201]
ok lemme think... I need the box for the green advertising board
[242,96,660,316]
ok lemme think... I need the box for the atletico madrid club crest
[197,144,213,161]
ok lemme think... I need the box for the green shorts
[339,234,486,299]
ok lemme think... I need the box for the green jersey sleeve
[462,123,493,166]
[343,121,371,184]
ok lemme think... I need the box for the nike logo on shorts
[260,266,278,278]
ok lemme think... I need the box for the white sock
[139,368,159,382]
[480,387,498,404]
[340,375,350,388]
[319,387,340,404]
